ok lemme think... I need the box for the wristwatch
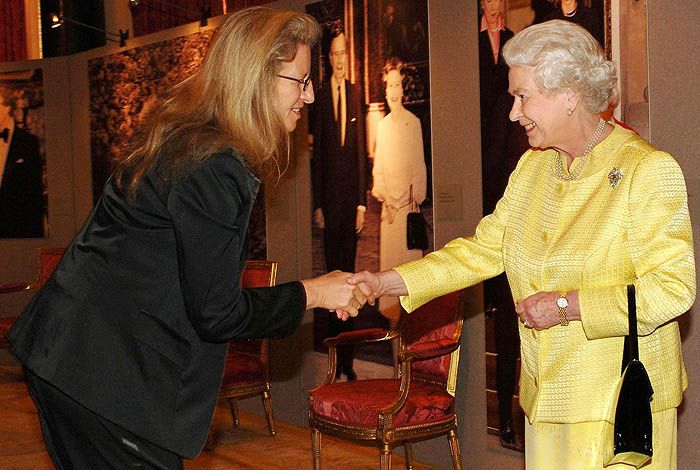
[556,293,570,326]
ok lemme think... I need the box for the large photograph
[88,31,267,259]
[307,0,432,371]
[0,69,47,239]
[88,31,215,202]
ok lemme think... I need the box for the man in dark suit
[311,32,367,381]
[0,91,44,238]
[546,0,604,47]
[531,0,556,25]
[478,0,528,448]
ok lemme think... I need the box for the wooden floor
[0,365,435,470]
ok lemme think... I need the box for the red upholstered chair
[0,248,65,348]
[308,290,466,470]
[208,260,278,445]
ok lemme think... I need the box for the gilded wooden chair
[0,247,65,348]
[308,290,465,469]
[207,260,278,446]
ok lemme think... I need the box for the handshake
[301,270,396,321]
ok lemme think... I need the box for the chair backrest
[241,260,277,289]
[230,260,278,354]
[400,290,464,388]
[0,248,65,346]
[38,248,66,285]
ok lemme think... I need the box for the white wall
[648,1,700,467]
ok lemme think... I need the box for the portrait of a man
[0,79,45,239]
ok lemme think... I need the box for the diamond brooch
[608,167,623,188]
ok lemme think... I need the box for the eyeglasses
[277,74,312,92]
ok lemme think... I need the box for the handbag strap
[621,284,639,373]
[409,184,416,212]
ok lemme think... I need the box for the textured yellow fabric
[395,124,696,424]
[525,408,676,469]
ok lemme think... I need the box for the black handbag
[406,185,428,251]
[604,284,654,468]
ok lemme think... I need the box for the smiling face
[481,0,502,28]
[329,34,348,82]
[508,65,568,150]
[275,43,314,132]
[384,69,404,112]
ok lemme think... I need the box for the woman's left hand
[515,290,580,330]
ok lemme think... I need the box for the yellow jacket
[396,124,696,424]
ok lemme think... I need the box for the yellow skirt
[525,408,677,470]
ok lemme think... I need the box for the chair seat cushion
[220,351,264,387]
[310,379,455,428]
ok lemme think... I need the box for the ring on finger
[523,319,531,328]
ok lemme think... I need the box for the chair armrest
[323,327,396,347]
[378,341,460,424]
[0,281,38,294]
[399,338,460,363]
[315,328,396,386]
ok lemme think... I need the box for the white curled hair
[502,20,618,113]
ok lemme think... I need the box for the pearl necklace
[554,118,606,181]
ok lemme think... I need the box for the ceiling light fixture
[49,13,129,47]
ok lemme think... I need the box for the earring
[567,109,573,116]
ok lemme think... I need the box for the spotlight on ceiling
[48,13,129,47]
[50,13,63,29]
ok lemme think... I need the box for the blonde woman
[9,8,368,468]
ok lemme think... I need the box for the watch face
[557,296,569,308]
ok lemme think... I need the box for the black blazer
[9,149,306,458]
[0,126,44,238]
[546,5,604,47]
[478,28,529,215]
[478,28,514,149]
[311,80,367,222]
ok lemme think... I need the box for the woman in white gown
[371,59,427,320]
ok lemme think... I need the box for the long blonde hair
[115,7,320,198]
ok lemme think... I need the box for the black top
[9,149,306,457]
[547,4,604,47]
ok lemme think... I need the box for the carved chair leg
[228,398,239,428]
[380,443,392,470]
[311,428,321,470]
[404,441,413,470]
[262,390,276,436]
[447,429,462,470]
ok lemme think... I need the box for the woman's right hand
[301,271,372,318]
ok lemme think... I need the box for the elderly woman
[352,20,695,469]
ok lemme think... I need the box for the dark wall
[41,0,106,57]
